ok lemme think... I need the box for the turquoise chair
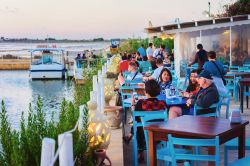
[229,156,250,166]
[219,93,231,119]
[238,66,249,72]
[131,110,167,166]
[229,66,239,72]
[140,110,169,166]
[182,63,190,88]
[168,134,220,166]
[190,64,198,70]
[120,85,135,123]
[224,138,250,166]
[225,73,239,103]
[239,81,250,113]
[194,101,221,117]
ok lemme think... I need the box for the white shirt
[146,47,154,56]
[126,71,142,81]
[151,66,164,80]
[153,48,160,58]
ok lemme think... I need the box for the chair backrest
[140,110,168,148]
[124,78,143,84]
[194,101,221,117]
[219,93,231,118]
[229,65,239,72]
[120,85,135,107]
[132,110,168,166]
[168,134,220,166]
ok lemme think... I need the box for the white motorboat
[29,47,65,79]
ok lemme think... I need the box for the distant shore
[0,40,111,43]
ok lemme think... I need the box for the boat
[29,47,65,79]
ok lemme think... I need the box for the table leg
[247,87,249,108]
[148,131,157,166]
[208,147,215,166]
[241,85,244,113]
[238,127,246,159]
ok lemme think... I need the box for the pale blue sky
[0,0,235,39]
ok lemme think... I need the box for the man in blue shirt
[137,44,146,57]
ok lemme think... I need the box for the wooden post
[40,138,55,166]
[93,75,98,91]
[58,133,74,166]
[78,105,84,131]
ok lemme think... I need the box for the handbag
[211,61,226,85]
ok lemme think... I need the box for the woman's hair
[188,69,199,91]
[145,79,161,97]
[142,56,148,61]
[208,51,216,59]
[159,68,172,82]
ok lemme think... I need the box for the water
[0,71,74,129]
[0,41,109,58]
[0,41,109,129]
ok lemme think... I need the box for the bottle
[170,86,175,96]
[133,92,139,103]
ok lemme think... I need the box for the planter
[94,149,112,166]
[104,106,122,129]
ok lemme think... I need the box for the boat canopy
[29,48,64,53]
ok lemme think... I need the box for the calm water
[0,70,74,129]
[0,41,109,58]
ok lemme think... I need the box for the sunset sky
[0,0,236,39]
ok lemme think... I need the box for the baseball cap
[197,70,212,80]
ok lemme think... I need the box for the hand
[186,99,192,107]
[183,92,190,98]
[187,64,191,67]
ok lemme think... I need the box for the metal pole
[230,26,232,66]
[208,2,211,19]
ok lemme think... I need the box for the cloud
[0,6,19,13]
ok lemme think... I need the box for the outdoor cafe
[118,15,250,166]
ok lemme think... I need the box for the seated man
[169,70,219,119]
[144,58,164,81]
[119,54,129,73]
[118,61,142,85]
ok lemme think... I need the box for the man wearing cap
[169,70,219,119]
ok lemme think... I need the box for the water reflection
[0,71,74,129]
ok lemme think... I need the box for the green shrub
[0,59,104,166]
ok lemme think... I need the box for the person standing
[188,44,208,72]
[203,51,227,95]
[137,44,146,58]
[146,43,154,57]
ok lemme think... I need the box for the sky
[0,0,236,40]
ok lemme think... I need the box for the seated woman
[124,80,167,162]
[157,68,173,95]
[169,70,219,119]
[180,69,200,98]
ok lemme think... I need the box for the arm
[188,53,198,66]
[195,89,219,108]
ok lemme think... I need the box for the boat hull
[30,64,64,79]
